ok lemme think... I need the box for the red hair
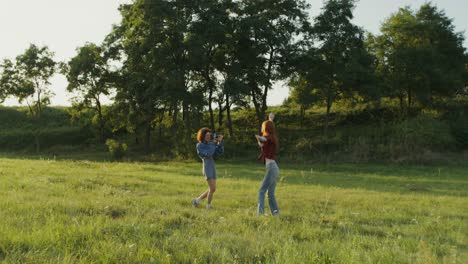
[197,127,211,142]
[261,120,279,152]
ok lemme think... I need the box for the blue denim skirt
[203,159,216,180]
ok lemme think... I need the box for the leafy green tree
[0,59,17,103]
[223,77,250,136]
[143,0,195,135]
[372,4,466,113]
[236,0,310,131]
[220,6,253,137]
[0,44,56,152]
[106,0,194,151]
[288,76,319,128]
[300,0,373,139]
[464,53,468,91]
[63,43,113,142]
[415,4,466,100]
[188,0,254,136]
[13,44,56,118]
[188,0,232,132]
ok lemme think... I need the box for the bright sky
[1,0,467,107]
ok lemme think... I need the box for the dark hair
[197,127,211,142]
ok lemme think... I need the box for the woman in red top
[255,120,280,216]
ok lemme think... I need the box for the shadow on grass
[1,152,467,197]
[0,150,111,162]
[215,162,468,197]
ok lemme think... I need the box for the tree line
[1,0,467,152]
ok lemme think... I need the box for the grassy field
[0,156,467,263]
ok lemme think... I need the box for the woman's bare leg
[197,190,209,200]
[206,179,216,206]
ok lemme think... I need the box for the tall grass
[0,157,466,263]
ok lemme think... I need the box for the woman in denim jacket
[255,120,280,216]
[192,127,224,209]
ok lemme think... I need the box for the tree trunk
[300,105,305,129]
[226,94,233,137]
[324,94,333,143]
[182,102,187,124]
[144,119,151,153]
[135,129,139,145]
[183,103,192,140]
[251,87,264,134]
[208,80,215,131]
[399,94,404,114]
[34,133,40,153]
[407,88,412,116]
[194,107,201,132]
[36,86,42,118]
[217,96,224,131]
[171,103,178,135]
[258,48,274,132]
[156,111,165,140]
[96,99,105,143]
[182,101,188,128]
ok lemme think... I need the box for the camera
[212,133,223,141]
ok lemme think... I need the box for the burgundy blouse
[260,135,277,162]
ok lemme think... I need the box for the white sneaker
[191,199,199,208]
[206,204,211,209]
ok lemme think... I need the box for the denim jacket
[196,141,224,179]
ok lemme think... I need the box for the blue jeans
[258,161,279,215]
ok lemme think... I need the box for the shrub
[105,139,128,161]
[337,114,455,163]
[390,114,455,151]
[0,127,91,150]
[451,119,468,149]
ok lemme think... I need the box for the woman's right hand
[255,135,263,146]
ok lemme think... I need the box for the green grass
[0,157,466,263]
